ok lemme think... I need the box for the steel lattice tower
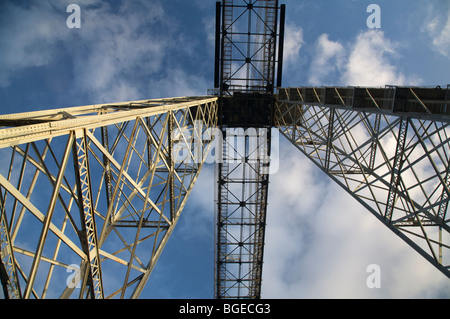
[1,1,449,299]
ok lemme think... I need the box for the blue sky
[1,0,450,298]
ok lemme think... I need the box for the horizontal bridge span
[276,86,450,123]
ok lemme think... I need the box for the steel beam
[215,127,270,299]
[23,132,74,299]
[0,97,218,298]
[385,118,408,222]
[275,86,450,279]
[73,129,104,299]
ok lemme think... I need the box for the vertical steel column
[73,129,104,299]
[385,118,408,222]
[215,127,270,298]
[276,4,285,88]
[215,0,284,298]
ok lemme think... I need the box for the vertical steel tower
[0,1,449,299]
[214,0,284,299]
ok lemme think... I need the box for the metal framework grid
[215,0,283,95]
[0,97,218,298]
[275,86,450,279]
[214,0,285,299]
[215,126,271,298]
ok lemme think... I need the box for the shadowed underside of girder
[275,86,450,279]
[0,96,217,299]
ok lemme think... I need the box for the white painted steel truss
[0,97,218,298]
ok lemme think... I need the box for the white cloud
[308,34,345,86]
[0,0,195,103]
[147,68,210,99]
[308,30,413,87]
[283,24,304,65]
[0,2,66,87]
[342,30,406,87]
[262,139,450,298]
[69,0,171,102]
[422,3,450,59]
